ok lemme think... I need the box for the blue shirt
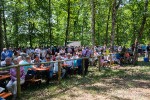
[7,50,13,57]
[1,51,8,61]
[116,53,121,59]
[77,59,82,67]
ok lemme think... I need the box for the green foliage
[1,0,150,47]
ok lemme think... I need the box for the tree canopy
[0,0,150,49]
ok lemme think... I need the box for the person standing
[82,47,92,75]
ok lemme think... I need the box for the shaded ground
[20,61,150,100]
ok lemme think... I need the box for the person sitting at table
[43,56,53,83]
[124,51,130,64]
[0,57,13,89]
[111,52,120,65]
[64,53,73,76]
[100,55,109,67]
[0,57,13,75]
[6,58,25,99]
[53,56,66,79]
[31,55,43,68]
[1,57,13,67]
[18,56,36,80]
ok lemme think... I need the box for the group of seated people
[0,52,83,99]
[100,49,133,67]
[0,45,135,99]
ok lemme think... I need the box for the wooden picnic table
[34,67,49,71]
[0,74,10,81]
[28,67,49,80]
[61,64,69,67]
[0,92,12,99]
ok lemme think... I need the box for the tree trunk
[28,0,32,48]
[0,3,3,56]
[13,2,19,48]
[105,6,111,46]
[13,12,19,48]
[73,21,76,41]
[97,23,100,46]
[133,0,148,65]
[91,0,95,54]
[110,0,121,51]
[2,0,8,48]
[65,0,71,46]
[137,0,148,40]
[29,22,34,48]
[49,0,52,47]
[116,23,119,45]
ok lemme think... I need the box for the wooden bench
[0,92,12,99]
[26,79,41,84]
[21,79,42,90]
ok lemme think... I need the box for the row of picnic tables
[0,57,95,99]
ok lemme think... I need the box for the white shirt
[64,58,73,67]
[53,62,58,73]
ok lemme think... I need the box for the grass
[20,61,150,100]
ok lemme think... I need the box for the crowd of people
[0,44,150,99]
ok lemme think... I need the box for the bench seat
[0,92,12,99]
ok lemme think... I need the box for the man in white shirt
[64,53,73,77]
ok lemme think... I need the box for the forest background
[0,0,149,50]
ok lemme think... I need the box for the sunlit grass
[20,61,150,100]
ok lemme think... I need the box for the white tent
[67,41,81,47]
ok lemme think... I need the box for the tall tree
[49,0,52,47]
[2,0,8,48]
[110,0,121,51]
[0,0,3,56]
[65,0,71,46]
[91,0,95,53]
[105,6,111,46]
[133,0,149,65]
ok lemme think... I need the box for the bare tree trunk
[97,23,100,45]
[110,0,116,51]
[91,0,95,55]
[138,0,148,39]
[105,6,111,46]
[116,23,119,45]
[110,0,121,51]
[73,21,76,41]
[133,0,148,65]
[2,0,8,48]
[28,0,32,48]
[0,3,3,56]
[13,12,19,48]
[49,0,52,47]
[13,2,19,48]
[29,22,34,48]
[81,17,84,46]
[65,0,70,46]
